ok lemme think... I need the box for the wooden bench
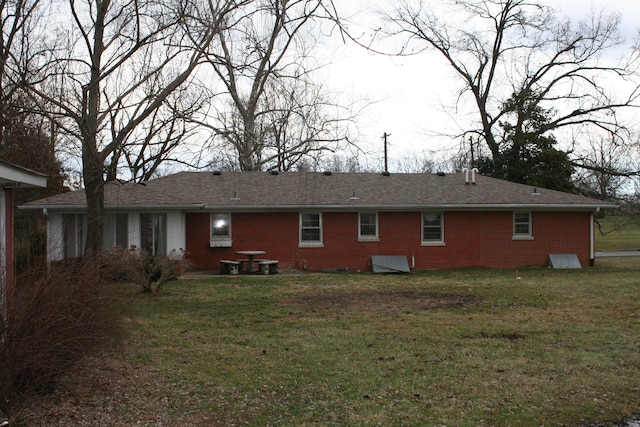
[219,260,240,275]
[257,260,279,275]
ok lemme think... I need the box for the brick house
[21,171,616,271]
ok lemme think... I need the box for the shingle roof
[21,171,617,211]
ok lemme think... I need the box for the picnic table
[236,250,265,273]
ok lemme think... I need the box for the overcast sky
[323,0,640,172]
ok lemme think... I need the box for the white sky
[323,0,640,172]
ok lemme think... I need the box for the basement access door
[371,256,410,273]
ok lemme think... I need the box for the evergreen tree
[476,89,575,192]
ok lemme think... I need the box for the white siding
[46,210,186,259]
[47,211,64,262]
[166,211,185,257]
[128,213,140,250]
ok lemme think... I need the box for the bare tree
[0,0,48,137]
[573,134,636,199]
[196,0,355,171]
[27,0,241,254]
[381,0,640,187]
[261,77,365,171]
[0,0,45,99]
[0,0,63,188]
[109,88,209,181]
[394,152,437,174]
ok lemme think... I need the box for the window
[513,211,532,238]
[63,214,85,258]
[140,213,166,255]
[359,212,378,240]
[300,213,322,246]
[422,212,444,244]
[210,213,232,247]
[103,213,128,249]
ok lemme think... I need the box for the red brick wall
[185,210,593,271]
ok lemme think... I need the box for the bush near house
[100,246,190,293]
[0,258,121,419]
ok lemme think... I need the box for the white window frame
[63,213,86,258]
[140,213,167,256]
[299,212,323,247]
[358,212,379,241]
[422,211,444,246]
[103,213,129,250]
[210,213,232,247]
[513,211,533,240]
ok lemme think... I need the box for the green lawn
[119,266,640,426]
[595,215,640,252]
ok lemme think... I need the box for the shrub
[14,229,46,275]
[101,246,190,293]
[0,257,121,419]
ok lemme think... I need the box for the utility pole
[469,136,475,168]
[382,132,391,173]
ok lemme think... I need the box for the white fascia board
[18,204,86,211]
[20,204,206,211]
[102,204,206,211]
[0,162,47,188]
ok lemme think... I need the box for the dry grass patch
[286,289,480,311]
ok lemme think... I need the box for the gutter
[21,202,618,213]
[200,203,619,212]
[19,203,206,211]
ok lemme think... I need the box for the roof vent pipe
[382,171,390,176]
[323,170,332,176]
[213,170,222,176]
[462,167,469,184]
[471,168,478,185]
[270,170,279,175]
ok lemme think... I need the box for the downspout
[590,208,599,267]
[0,189,5,335]
[5,188,13,292]
[1,188,13,328]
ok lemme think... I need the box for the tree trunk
[82,0,108,256]
[240,114,258,171]
[82,143,104,256]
